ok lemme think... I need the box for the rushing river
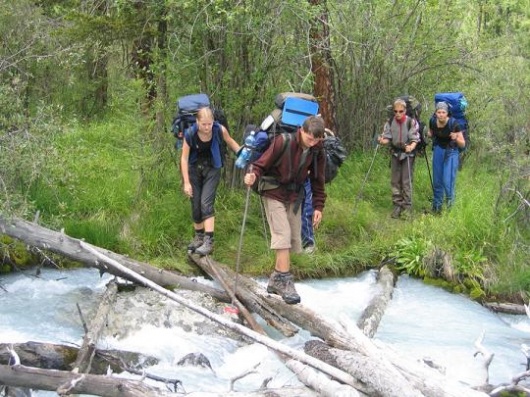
[1,267,530,396]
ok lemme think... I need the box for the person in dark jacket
[181,107,241,255]
[428,101,466,213]
[378,98,420,219]
[244,116,327,304]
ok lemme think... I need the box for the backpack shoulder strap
[272,133,292,166]
[184,124,198,146]
[449,117,458,132]
[212,121,223,140]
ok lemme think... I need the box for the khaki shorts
[262,197,302,253]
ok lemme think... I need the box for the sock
[205,231,214,240]
[195,228,205,236]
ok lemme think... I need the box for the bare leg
[274,248,290,273]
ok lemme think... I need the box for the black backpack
[386,95,427,154]
[322,131,348,183]
[170,93,229,162]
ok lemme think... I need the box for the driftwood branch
[71,280,118,373]
[473,331,494,386]
[483,302,527,315]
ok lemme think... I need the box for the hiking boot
[303,245,316,255]
[195,235,214,256]
[267,271,301,305]
[401,207,413,220]
[391,206,402,219]
[187,233,204,253]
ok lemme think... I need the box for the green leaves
[390,237,433,278]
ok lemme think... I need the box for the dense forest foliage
[0,0,529,301]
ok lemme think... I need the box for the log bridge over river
[0,215,529,397]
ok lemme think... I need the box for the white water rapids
[1,267,530,396]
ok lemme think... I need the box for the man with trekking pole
[378,98,420,219]
[243,116,327,304]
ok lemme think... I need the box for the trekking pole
[233,164,253,308]
[353,142,380,214]
[258,197,270,248]
[424,150,433,193]
[407,155,414,219]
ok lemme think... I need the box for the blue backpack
[430,92,469,149]
[238,92,320,168]
[170,93,228,155]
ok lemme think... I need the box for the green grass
[5,113,529,302]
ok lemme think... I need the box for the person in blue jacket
[181,107,240,255]
[428,101,466,213]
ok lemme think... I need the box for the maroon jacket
[251,130,326,212]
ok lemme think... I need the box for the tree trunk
[0,215,230,303]
[308,0,337,132]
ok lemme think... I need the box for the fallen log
[483,302,526,315]
[304,339,423,397]
[285,360,364,397]
[0,342,158,374]
[356,265,395,338]
[71,279,118,373]
[338,315,489,397]
[0,364,175,397]
[0,215,230,302]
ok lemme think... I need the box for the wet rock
[176,352,212,370]
[102,286,244,342]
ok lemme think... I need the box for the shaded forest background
[0,0,529,300]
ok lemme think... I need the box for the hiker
[181,107,241,255]
[244,116,327,304]
[378,98,420,219]
[427,101,466,213]
[301,128,336,253]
